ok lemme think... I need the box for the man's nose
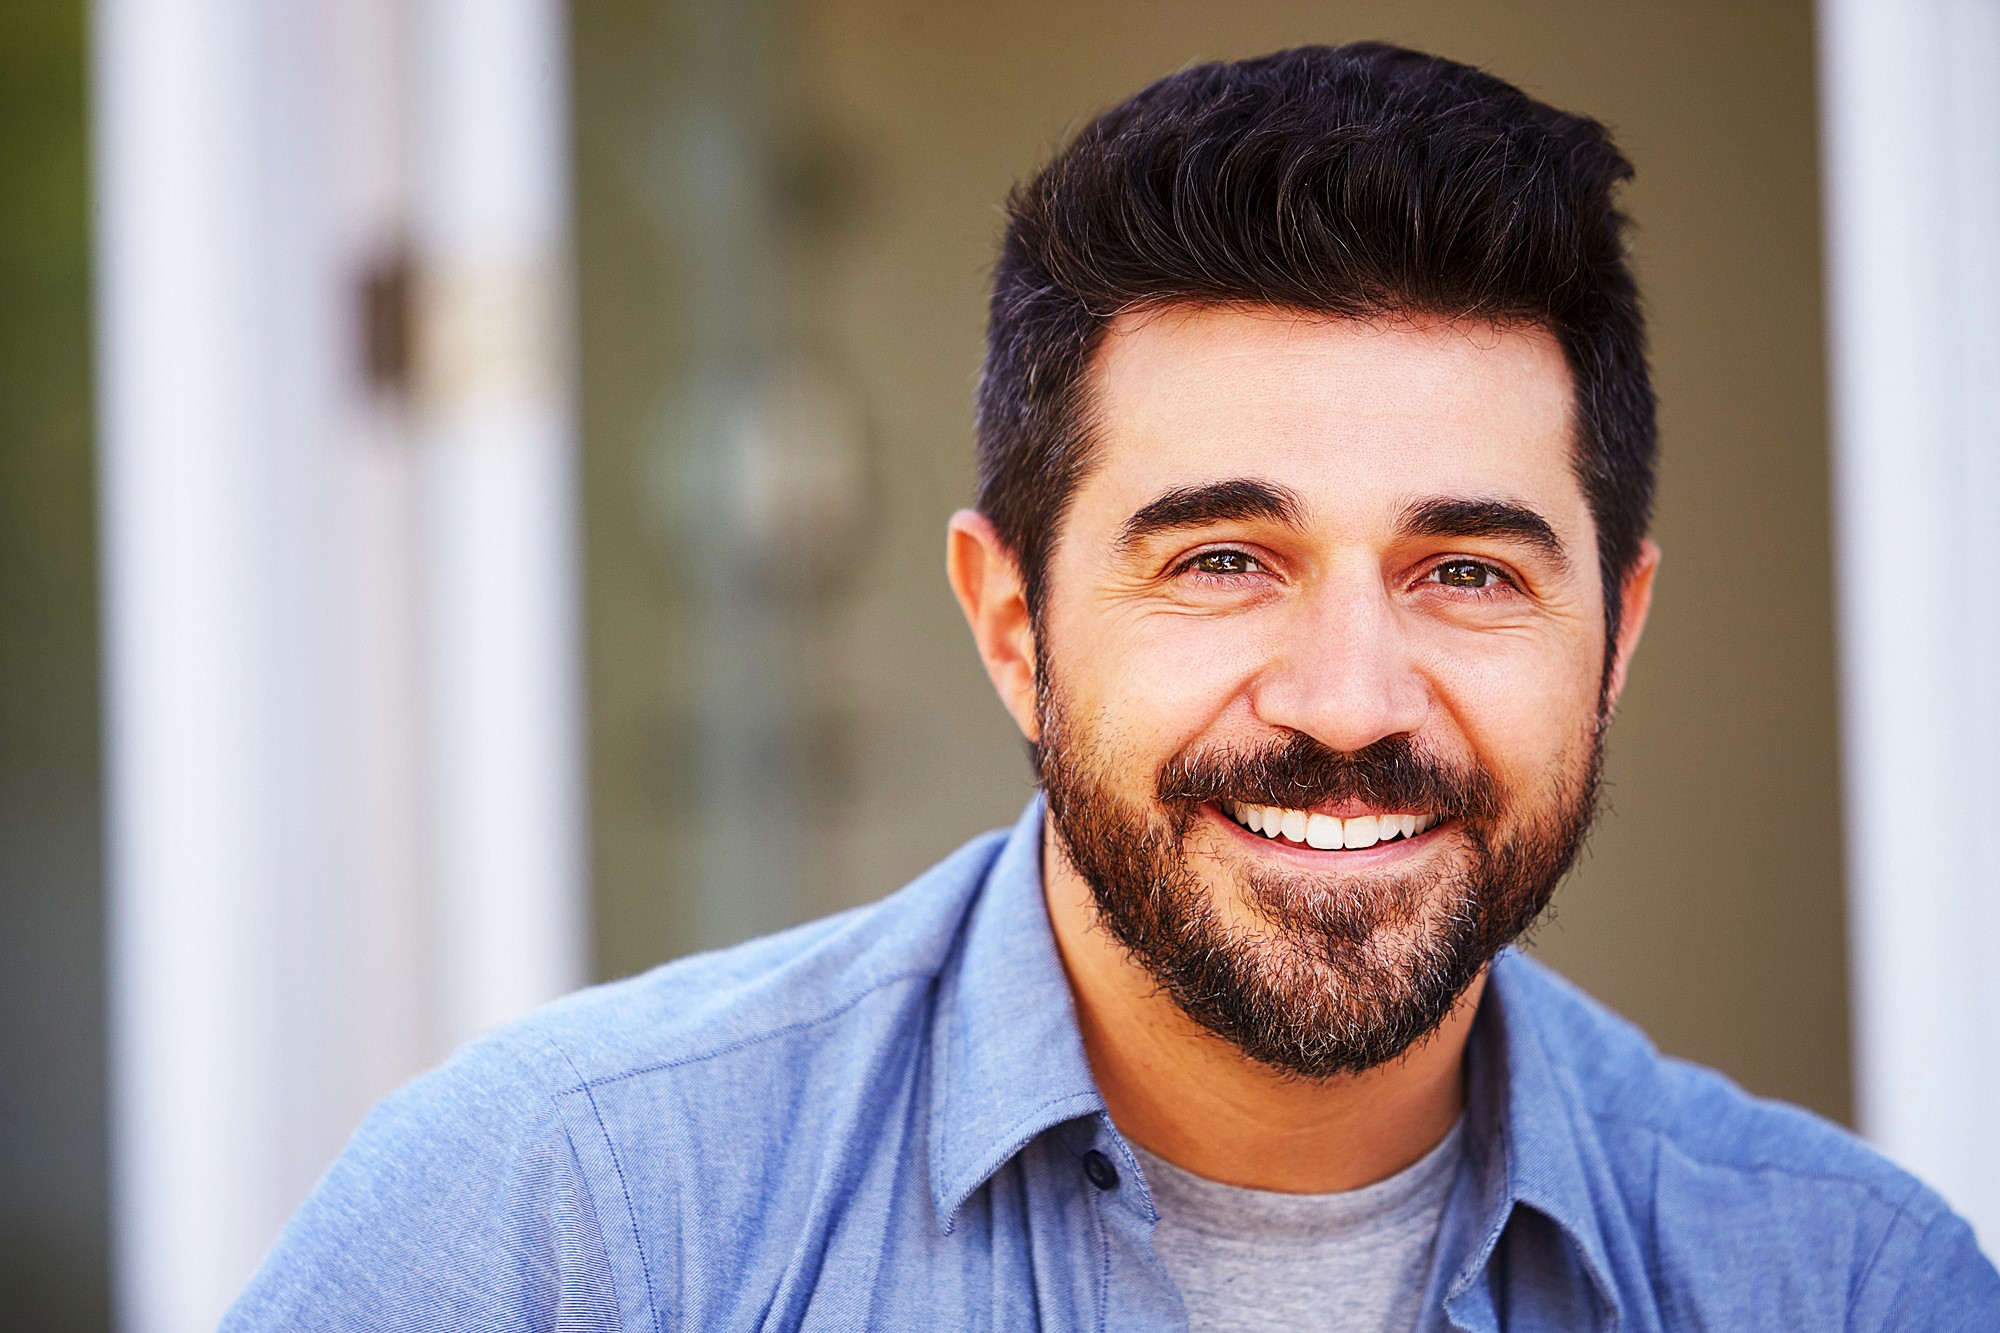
[1250,580,1430,753]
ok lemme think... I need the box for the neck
[1042,821,1483,1194]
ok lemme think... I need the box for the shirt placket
[1064,1114,1189,1333]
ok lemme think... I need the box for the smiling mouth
[1220,800,1442,851]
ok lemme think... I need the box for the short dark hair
[974,42,1655,651]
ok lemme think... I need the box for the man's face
[1031,307,1634,1077]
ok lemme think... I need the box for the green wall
[0,2,110,1326]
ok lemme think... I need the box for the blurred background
[3,1,1995,1329]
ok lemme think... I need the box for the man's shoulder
[1498,949,1952,1224]
[224,829,1015,1330]
[1497,952,2000,1326]
[476,825,1009,1098]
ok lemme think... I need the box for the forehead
[1075,306,1584,539]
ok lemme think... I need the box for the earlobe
[946,510,1042,743]
[1604,539,1661,708]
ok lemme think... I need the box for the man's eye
[1432,559,1504,590]
[1186,549,1262,576]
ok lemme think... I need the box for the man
[227,43,2000,1331]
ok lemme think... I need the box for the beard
[1036,669,1604,1080]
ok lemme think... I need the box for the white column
[97,6,346,1326]
[1819,0,2000,1253]
[410,0,587,1047]
[94,2,585,1328]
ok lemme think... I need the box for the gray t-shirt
[1130,1119,1465,1333]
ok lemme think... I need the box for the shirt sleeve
[220,1039,624,1333]
[1860,1203,2000,1333]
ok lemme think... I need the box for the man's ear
[1603,539,1661,710]
[946,510,1041,744]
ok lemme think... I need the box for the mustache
[1155,731,1501,821]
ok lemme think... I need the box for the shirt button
[1082,1149,1120,1191]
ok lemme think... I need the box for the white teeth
[1223,801,1440,848]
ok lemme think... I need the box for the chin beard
[1036,679,1603,1080]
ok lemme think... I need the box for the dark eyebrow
[1396,496,1570,568]
[1116,479,1306,551]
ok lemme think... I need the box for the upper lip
[1233,798,1411,820]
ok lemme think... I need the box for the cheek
[1418,628,1602,783]
[1052,606,1264,757]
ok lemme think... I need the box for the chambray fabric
[225,797,2000,1331]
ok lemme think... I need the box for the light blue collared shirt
[226,798,2000,1330]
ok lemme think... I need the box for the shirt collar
[927,794,1105,1230]
[1444,950,1625,1329]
